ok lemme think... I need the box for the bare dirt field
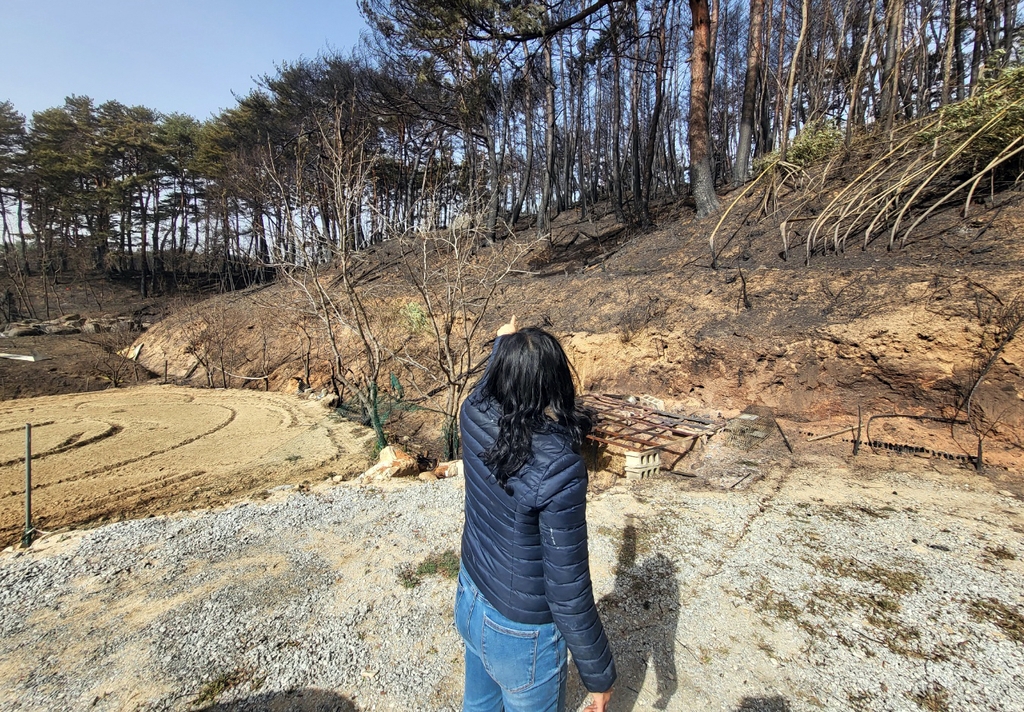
[0,385,374,547]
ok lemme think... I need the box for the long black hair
[478,327,592,486]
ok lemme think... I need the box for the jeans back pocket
[481,615,539,693]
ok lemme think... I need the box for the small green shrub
[752,121,843,175]
[193,669,249,706]
[401,301,430,332]
[398,549,461,588]
[417,549,461,578]
[787,121,843,167]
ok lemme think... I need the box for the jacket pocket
[481,615,539,693]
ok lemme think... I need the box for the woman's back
[460,389,589,623]
[457,326,616,706]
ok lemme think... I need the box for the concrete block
[623,449,660,479]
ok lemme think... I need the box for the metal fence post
[853,405,862,455]
[22,423,33,548]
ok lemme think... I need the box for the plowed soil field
[0,386,374,547]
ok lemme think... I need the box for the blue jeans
[455,566,567,712]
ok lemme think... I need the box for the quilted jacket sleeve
[538,451,617,693]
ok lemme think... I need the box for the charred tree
[689,0,721,219]
[733,0,766,185]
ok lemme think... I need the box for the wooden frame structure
[581,394,724,472]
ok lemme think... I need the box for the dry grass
[983,545,1017,562]
[192,668,254,706]
[816,555,923,594]
[813,504,891,522]
[846,690,876,711]
[910,682,950,711]
[750,576,803,624]
[969,597,1024,643]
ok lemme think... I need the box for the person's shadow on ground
[199,688,359,711]
[569,518,680,710]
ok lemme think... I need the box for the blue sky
[1,1,368,121]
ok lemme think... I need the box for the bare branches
[397,220,534,458]
[465,0,621,42]
[960,293,1024,425]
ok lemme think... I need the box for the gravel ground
[1,451,1022,711]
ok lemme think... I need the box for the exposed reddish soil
[141,191,1024,471]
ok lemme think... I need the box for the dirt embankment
[118,188,1024,479]
[0,179,1021,711]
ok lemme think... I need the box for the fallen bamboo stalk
[891,104,1019,248]
[731,471,756,488]
[807,425,855,442]
[776,420,794,453]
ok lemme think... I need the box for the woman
[456,316,615,712]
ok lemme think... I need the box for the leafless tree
[397,218,533,460]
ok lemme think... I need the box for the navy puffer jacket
[459,385,617,693]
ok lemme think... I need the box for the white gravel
[1,454,1022,711]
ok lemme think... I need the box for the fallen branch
[807,425,855,441]
[865,413,968,454]
[776,420,794,453]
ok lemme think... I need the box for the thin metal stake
[853,406,862,455]
[22,423,33,548]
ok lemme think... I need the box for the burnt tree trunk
[689,0,720,219]
[881,0,904,130]
[538,40,556,239]
[734,0,766,185]
[641,0,670,222]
